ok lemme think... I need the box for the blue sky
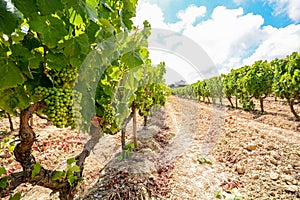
[147,0,295,28]
[133,0,300,83]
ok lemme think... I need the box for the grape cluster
[34,86,82,128]
[49,67,78,87]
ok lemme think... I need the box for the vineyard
[173,52,300,119]
[0,0,300,200]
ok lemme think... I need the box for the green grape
[33,86,82,128]
[48,67,79,87]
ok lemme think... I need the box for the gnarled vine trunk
[0,103,103,200]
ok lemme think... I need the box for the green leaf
[214,190,222,198]
[47,52,68,71]
[8,141,15,151]
[11,43,33,62]
[0,176,8,189]
[0,0,22,35]
[28,53,43,69]
[22,35,41,51]
[52,171,65,181]
[117,155,123,161]
[0,87,30,113]
[67,174,77,185]
[67,158,77,165]
[29,15,67,48]
[11,0,38,17]
[9,192,21,200]
[0,166,6,176]
[86,21,99,43]
[67,165,80,175]
[31,162,41,178]
[0,59,25,89]
[0,167,8,189]
[61,34,89,59]
[121,51,144,69]
[76,34,89,54]
[36,0,63,15]
[3,137,9,144]
[19,62,33,79]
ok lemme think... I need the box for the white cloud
[285,0,300,22]
[177,5,206,25]
[269,0,300,22]
[183,6,265,67]
[134,2,300,82]
[132,1,168,29]
[243,24,300,65]
[132,2,206,32]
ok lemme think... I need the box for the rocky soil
[0,96,299,199]
[167,96,300,200]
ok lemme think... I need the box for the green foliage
[172,84,196,100]
[134,62,170,119]
[272,52,300,100]
[52,158,80,185]
[240,96,255,111]
[0,166,8,189]
[0,0,141,124]
[9,193,21,200]
[31,162,42,178]
[1,137,15,152]
[173,52,298,116]
[206,76,223,104]
[244,60,273,99]
[118,142,134,161]
[0,0,22,35]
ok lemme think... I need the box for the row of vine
[173,52,300,119]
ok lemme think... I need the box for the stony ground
[0,96,299,199]
[167,96,300,200]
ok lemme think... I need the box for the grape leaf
[0,59,25,89]
[36,0,63,15]
[47,52,68,71]
[0,166,6,176]
[29,15,67,48]
[67,175,77,185]
[11,0,37,17]
[31,162,41,178]
[0,0,22,35]
[52,171,65,181]
[67,158,77,165]
[121,51,144,69]
[9,193,21,200]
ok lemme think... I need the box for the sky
[132,0,300,84]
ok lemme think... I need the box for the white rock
[270,172,279,180]
[284,185,298,192]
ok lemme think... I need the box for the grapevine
[173,52,299,118]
